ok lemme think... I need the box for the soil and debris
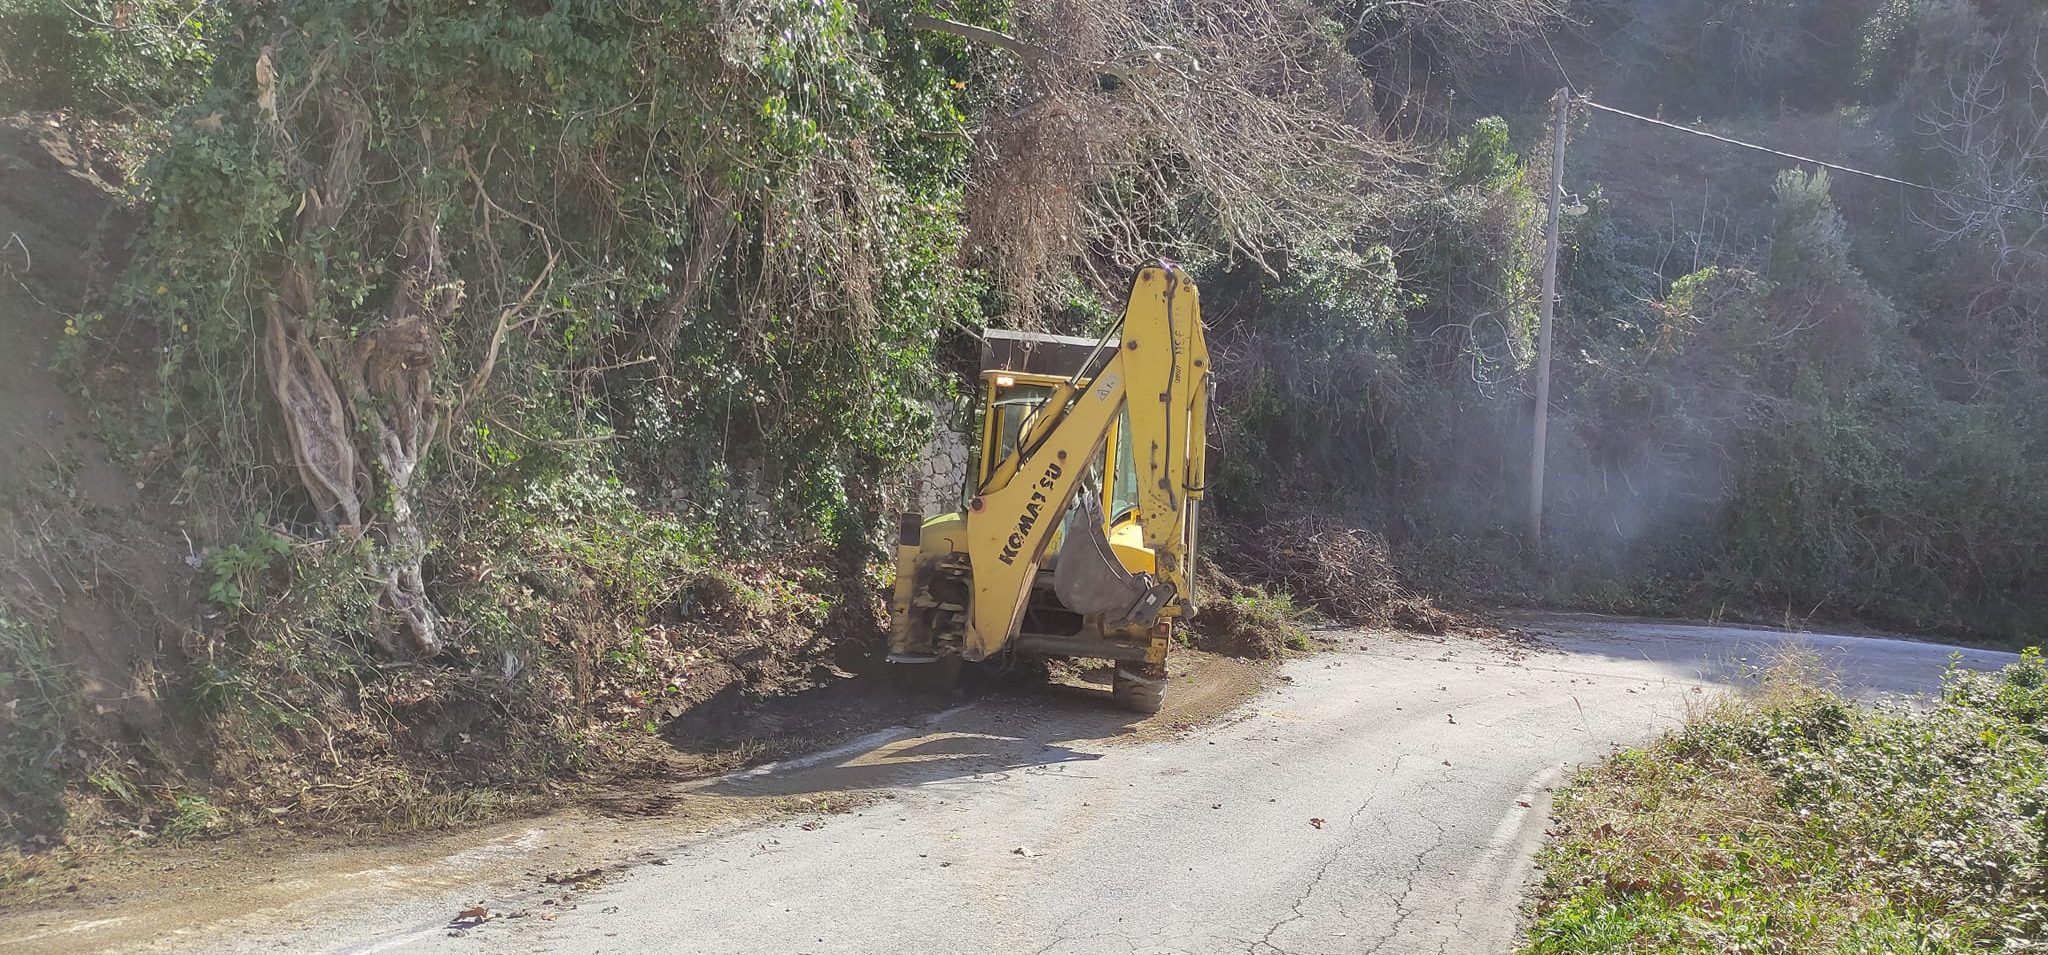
[1,113,204,848]
[0,640,1287,953]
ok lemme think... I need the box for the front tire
[1112,662,1166,714]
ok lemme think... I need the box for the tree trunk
[257,90,452,658]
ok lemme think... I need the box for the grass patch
[162,792,224,841]
[1524,649,2048,953]
[361,787,551,836]
[0,612,73,845]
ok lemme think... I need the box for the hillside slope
[0,117,206,843]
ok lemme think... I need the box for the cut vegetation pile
[1207,513,1460,641]
[1186,510,1483,659]
[1525,650,2048,953]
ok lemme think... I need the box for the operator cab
[972,330,1157,648]
[976,331,1148,544]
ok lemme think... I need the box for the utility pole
[1528,88,1569,551]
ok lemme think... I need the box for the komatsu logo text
[997,461,1064,565]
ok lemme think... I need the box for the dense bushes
[2,0,986,841]
[137,0,980,536]
[1525,650,2048,952]
[0,0,214,115]
[1533,168,2048,632]
[114,0,987,669]
[1201,0,2048,643]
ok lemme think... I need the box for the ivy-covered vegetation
[0,0,214,115]
[5,0,2048,849]
[6,0,1000,844]
[1525,651,2048,952]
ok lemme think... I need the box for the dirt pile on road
[1188,559,1302,658]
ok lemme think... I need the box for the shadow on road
[695,683,1143,798]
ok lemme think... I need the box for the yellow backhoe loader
[887,264,1211,713]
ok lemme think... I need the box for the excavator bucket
[1053,490,1173,627]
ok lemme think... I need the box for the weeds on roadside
[1525,648,2048,953]
[0,613,72,844]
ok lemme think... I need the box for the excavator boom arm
[1119,267,1208,602]
[960,265,1208,660]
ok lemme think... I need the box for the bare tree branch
[911,0,1564,318]
[906,12,1059,70]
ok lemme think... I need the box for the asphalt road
[17,617,2019,955]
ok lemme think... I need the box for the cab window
[983,382,1054,483]
[1109,406,1139,521]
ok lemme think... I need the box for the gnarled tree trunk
[258,90,452,658]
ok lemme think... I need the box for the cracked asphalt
[87,617,2016,955]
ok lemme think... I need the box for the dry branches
[927,0,1427,317]
[921,0,1569,317]
[1910,10,2048,371]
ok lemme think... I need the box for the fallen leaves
[542,867,606,889]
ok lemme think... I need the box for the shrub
[1187,560,1315,658]
[0,0,215,115]
[1526,651,2048,953]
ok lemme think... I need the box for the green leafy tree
[0,0,214,114]
[138,0,980,656]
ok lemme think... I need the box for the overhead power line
[1579,98,2048,219]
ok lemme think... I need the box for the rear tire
[1112,662,1166,714]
